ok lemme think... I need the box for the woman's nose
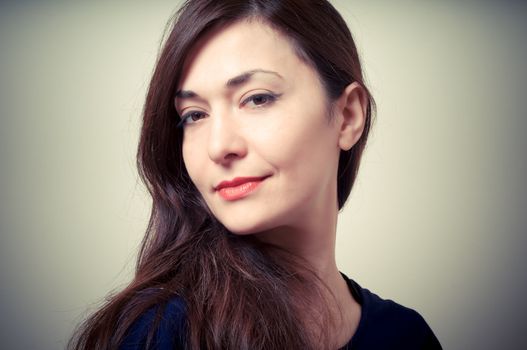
[207,112,247,165]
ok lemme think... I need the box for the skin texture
[176,19,367,347]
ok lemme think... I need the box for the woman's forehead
[177,20,307,92]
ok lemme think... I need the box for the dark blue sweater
[121,274,442,349]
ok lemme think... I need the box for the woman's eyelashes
[241,92,282,108]
[177,92,282,128]
[177,110,208,127]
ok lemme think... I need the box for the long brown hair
[69,1,374,349]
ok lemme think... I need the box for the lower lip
[217,180,265,201]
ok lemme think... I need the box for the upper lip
[214,176,269,191]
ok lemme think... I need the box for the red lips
[215,176,269,201]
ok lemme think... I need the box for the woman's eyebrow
[175,69,283,100]
[175,90,199,99]
[226,69,283,88]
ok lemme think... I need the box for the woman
[70,0,441,349]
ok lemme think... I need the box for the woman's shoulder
[120,295,187,350]
[341,274,442,349]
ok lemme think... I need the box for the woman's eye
[242,93,280,108]
[177,111,207,127]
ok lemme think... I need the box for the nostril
[224,153,239,160]
[207,122,248,164]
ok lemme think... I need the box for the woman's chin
[223,224,263,236]
[219,218,275,237]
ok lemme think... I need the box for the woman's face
[176,20,343,235]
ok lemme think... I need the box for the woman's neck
[254,205,361,348]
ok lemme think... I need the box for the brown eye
[177,111,208,128]
[242,93,280,108]
[252,95,270,105]
[189,111,205,121]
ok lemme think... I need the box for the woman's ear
[336,82,368,151]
